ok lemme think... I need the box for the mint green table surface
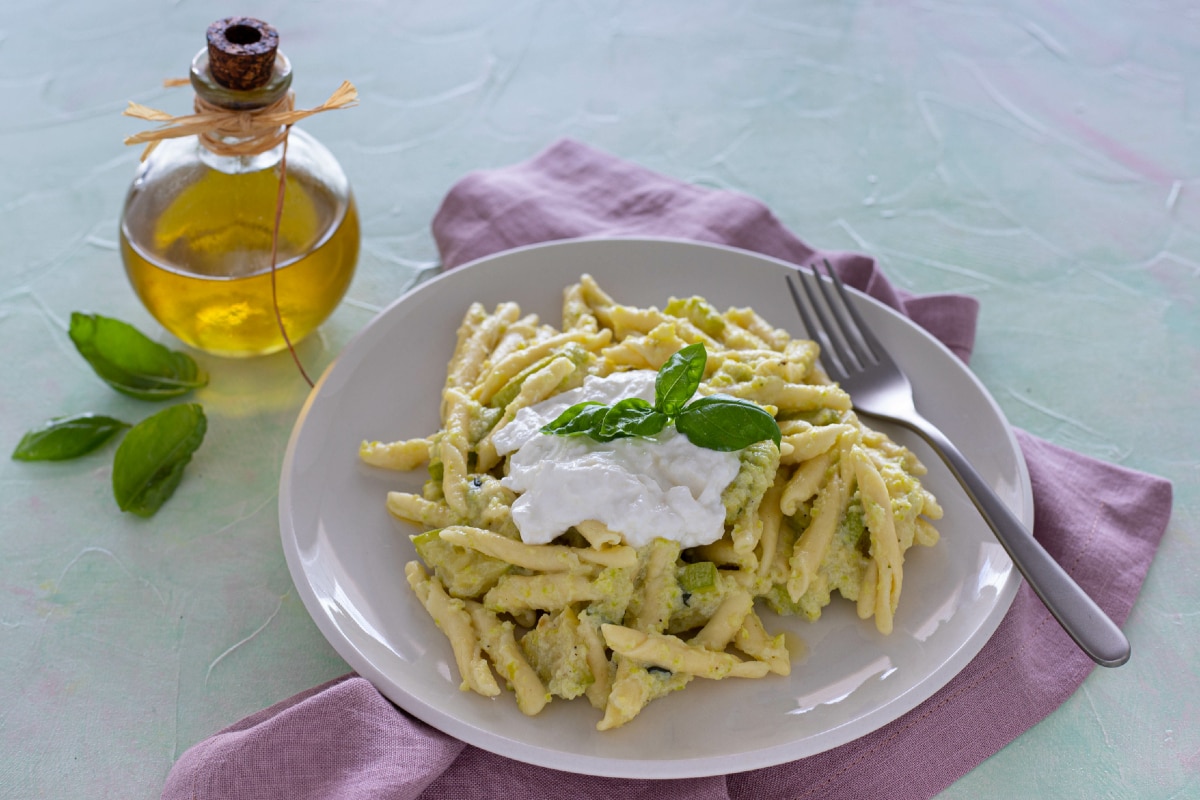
[2,2,1196,797]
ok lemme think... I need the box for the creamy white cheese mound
[492,371,741,548]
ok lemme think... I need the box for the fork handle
[884,411,1131,668]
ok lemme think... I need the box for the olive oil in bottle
[120,17,359,358]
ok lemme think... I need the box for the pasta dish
[359,273,942,730]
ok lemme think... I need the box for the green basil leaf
[597,398,668,441]
[655,342,706,416]
[11,414,130,461]
[675,394,782,452]
[112,403,207,517]
[541,401,608,436]
[69,312,208,401]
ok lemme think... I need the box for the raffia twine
[123,79,358,160]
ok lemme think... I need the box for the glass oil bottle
[120,17,359,358]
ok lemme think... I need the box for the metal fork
[786,262,1130,668]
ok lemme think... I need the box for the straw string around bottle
[123,80,357,160]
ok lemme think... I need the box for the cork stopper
[206,17,280,91]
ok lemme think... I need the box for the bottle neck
[188,45,293,172]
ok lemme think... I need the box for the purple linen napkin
[163,139,1173,800]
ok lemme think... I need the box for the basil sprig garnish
[69,312,208,400]
[542,343,781,452]
[112,403,207,517]
[11,414,130,461]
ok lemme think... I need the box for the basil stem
[11,414,130,461]
[112,403,207,517]
[69,313,208,401]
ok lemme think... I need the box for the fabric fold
[432,139,980,364]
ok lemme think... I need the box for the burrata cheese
[492,371,741,548]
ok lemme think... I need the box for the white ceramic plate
[280,237,1029,779]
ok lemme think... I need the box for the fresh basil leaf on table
[11,414,130,461]
[112,403,207,517]
[69,312,208,401]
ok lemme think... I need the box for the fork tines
[785,261,881,381]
